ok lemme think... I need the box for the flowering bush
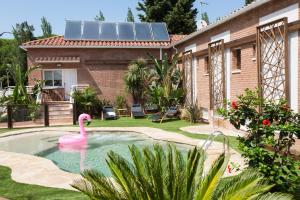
[219,89,300,192]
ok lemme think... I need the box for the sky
[0,0,245,38]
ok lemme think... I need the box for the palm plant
[148,54,184,113]
[124,58,149,104]
[4,64,38,104]
[72,144,292,200]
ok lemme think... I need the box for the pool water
[0,131,191,176]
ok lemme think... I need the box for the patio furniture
[151,106,179,123]
[131,104,145,118]
[102,106,117,120]
[144,104,159,114]
[165,106,179,118]
[117,108,129,117]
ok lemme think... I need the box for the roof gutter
[168,0,271,48]
[20,45,170,50]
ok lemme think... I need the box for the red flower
[227,165,232,173]
[231,101,238,110]
[262,119,271,126]
[282,104,290,111]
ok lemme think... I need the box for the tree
[95,10,105,21]
[12,21,35,69]
[72,144,293,199]
[137,0,173,22]
[137,0,198,34]
[12,21,35,45]
[245,0,255,5]
[0,39,19,87]
[41,17,52,38]
[201,12,209,25]
[126,7,135,22]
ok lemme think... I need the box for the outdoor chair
[131,104,145,118]
[102,106,117,120]
[144,104,159,114]
[151,106,179,123]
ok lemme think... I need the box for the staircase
[46,102,73,124]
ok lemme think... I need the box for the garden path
[181,124,246,137]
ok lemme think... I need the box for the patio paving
[0,127,245,190]
[180,124,247,137]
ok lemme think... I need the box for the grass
[0,165,87,200]
[87,117,240,151]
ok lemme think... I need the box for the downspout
[172,45,178,54]
[160,48,163,60]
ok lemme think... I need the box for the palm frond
[217,169,274,200]
[195,153,228,200]
[255,192,294,200]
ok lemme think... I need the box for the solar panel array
[64,20,170,41]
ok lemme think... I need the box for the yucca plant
[72,144,293,200]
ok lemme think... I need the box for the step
[48,110,73,116]
[48,106,72,112]
[49,115,73,120]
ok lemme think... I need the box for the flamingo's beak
[86,120,91,126]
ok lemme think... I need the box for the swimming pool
[0,131,192,176]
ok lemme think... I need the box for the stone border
[0,127,244,190]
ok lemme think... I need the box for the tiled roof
[21,35,186,49]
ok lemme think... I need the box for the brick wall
[27,48,163,103]
[173,0,299,125]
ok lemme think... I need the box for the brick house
[22,0,300,125]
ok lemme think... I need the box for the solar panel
[118,23,134,40]
[64,20,82,40]
[151,23,169,41]
[135,23,152,41]
[100,22,118,40]
[82,21,100,40]
[64,21,170,42]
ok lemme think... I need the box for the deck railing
[0,103,76,129]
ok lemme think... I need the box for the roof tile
[22,35,186,48]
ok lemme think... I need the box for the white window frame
[43,69,63,89]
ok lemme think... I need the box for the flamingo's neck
[79,119,87,137]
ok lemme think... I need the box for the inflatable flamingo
[58,113,92,146]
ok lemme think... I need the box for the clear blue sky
[0,0,244,38]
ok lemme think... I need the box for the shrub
[185,103,202,123]
[115,95,127,109]
[219,89,300,192]
[72,87,108,118]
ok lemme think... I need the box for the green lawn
[87,117,240,151]
[0,166,87,200]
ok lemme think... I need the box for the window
[232,48,241,70]
[44,70,62,87]
[204,56,209,74]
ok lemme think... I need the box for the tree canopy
[126,7,135,22]
[201,12,209,25]
[245,0,255,5]
[41,17,52,38]
[137,0,198,34]
[12,21,35,45]
[95,10,105,21]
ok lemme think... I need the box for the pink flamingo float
[58,113,91,171]
[58,113,92,146]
